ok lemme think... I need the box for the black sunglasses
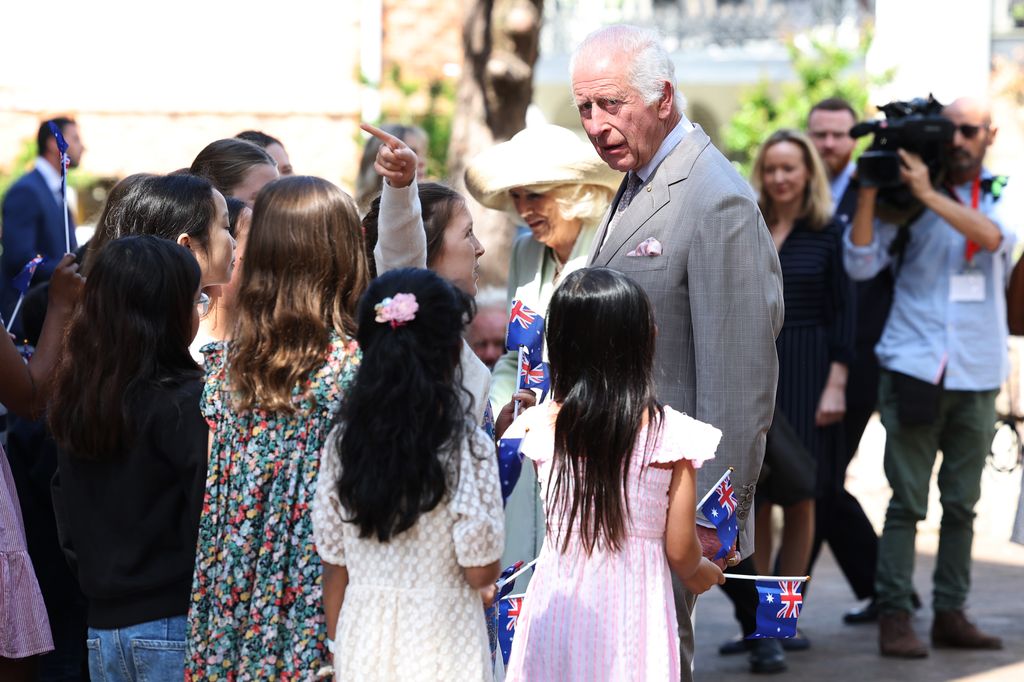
[955,123,988,139]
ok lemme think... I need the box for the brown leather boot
[931,610,1003,650]
[879,610,929,658]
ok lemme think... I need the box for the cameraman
[844,97,1015,658]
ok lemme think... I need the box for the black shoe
[749,638,787,674]
[844,599,879,625]
[781,630,810,651]
[718,636,749,656]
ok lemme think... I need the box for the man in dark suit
[571,25,784,680]
[1,117,84,334]
[807,98,891,624]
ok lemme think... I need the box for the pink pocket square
[626,237,663,257]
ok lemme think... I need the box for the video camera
[851,95,955,222]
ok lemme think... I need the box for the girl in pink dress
[503,267,726,681]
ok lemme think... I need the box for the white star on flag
[766,594,774,604]
[711,508,719,518]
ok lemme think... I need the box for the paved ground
[693,416,1024,681]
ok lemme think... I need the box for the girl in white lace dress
[313,268,504,681]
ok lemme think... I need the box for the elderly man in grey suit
[571,25,784,678]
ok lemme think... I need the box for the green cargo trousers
[875,370,996,614]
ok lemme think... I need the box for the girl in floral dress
[185,176,369,680]
[312,268,505,681]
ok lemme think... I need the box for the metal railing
[541,0,871,54]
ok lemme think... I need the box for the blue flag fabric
[12,255,44,294]
[506,299,544,355]
[698,471,739,560]
[749,579,804,639]
[496,595,523,665]
[486,561,525,669]
[47,121,70,193]
[496,437,524,504]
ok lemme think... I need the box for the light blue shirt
[843,170,1017,390]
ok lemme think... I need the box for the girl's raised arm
[362,123,427,273]
[0,254,83,417]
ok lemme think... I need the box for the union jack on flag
[749,578,805,639]
[505,299,545,355]
[716,478,737,515]
[520,357,545,385]
[496,595,524,665]
[504,597,522,630]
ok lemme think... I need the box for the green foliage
[724,29,894,177]
[369,66,457,178]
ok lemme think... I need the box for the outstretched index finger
[361,123,406,152]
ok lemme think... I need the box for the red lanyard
[946,175,981,264]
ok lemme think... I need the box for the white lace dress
[312,423,504,681]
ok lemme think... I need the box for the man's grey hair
[569,24,685,113]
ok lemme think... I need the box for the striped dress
[0,442,53,658]
[773,220,854,496]
[503,403,720,681]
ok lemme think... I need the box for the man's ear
[658,81,675,120]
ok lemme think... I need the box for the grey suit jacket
[589,125,784,558]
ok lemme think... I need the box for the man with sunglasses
[844,97,1015,658]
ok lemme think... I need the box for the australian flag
[496,437,524,504]
[497,595,524,665]
[487,561,526,669]
[506,299,544,356]
[749,579,804,639]
[699,471,739,560]
[47,121,70,192]
[518,353,550,401]
[12,255,44,294]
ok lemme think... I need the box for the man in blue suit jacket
[1,117,85,332]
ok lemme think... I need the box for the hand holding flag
[697,468,739,561]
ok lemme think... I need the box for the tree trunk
[448,0,543,288]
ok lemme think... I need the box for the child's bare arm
[664,459,725,593]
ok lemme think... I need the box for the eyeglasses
[955,123,988,140]
[195,292,211,318]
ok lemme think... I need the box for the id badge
[950,271,986,302]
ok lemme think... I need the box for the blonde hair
[751,129,833,231]
[229,176,369,413]
[508,183,615,229]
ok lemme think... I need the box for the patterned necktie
[603,171,642,248]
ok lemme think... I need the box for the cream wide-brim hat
[464,124,624,214]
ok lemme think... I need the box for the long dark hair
[49,236,202,459]
[361,182,464,277]
[546,267,663,554]
[190,138,276,196]
[85,173,219,273]
[335,268,475,541]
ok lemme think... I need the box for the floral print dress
[185,334,359,681]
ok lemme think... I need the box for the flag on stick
[697,468,738,560]
[505,299,544,355]
[748,578,807,639]
[5,255,44,332]
[47,121,72,253]
[496,595,524,665]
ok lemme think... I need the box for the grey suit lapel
[591,126,713,266]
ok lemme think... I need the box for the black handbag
[759,410,817,507]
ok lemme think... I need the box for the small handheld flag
[506,299,544,355]
[486,560,530,670]
[518,353,550,401]
[12,255,44,295]
[497,595,523,665]
[748,578,807,639]
[496,437,524,504]
[697,468,739,560]
[5,255,44,332]
[47,121,72,253]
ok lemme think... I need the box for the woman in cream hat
[464,124,621,585]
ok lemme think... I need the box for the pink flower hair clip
[374,292,419,328]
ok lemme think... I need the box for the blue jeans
[86,616,186,682]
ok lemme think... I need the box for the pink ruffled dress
[503,403,720,681]
[0,443,53,658]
